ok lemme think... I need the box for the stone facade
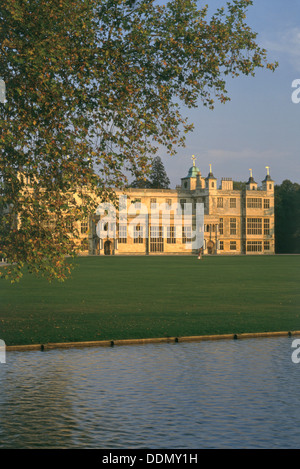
[79,159,275,256]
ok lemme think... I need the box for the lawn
[0,255,299,346]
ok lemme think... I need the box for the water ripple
[1,337,300,448]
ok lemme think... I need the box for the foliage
[0,0,277,281]
[233,181,246,190]
[130,155,170,188]
[275,180,300,254]
[149,156,170,189]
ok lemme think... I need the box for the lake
[1,336,300,449]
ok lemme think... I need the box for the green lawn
[0,255,299,346]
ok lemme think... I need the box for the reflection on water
[1,337,300,448]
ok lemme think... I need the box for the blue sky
[160,0,300,188]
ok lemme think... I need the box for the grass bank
[0,255,299,346]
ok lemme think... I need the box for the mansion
[82,158,275,256]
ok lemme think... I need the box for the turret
[261,166,274,192]
[181,155,201,191]
[205,164,217,191]
[246,169,258,191]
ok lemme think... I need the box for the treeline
[275,180,300,254]
[233,179,300,253]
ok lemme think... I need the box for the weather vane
[191,155,196,166]
[266,166,270,176]
[249,168,253,178]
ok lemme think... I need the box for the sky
[159,0,300,188]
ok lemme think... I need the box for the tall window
[66,219,73,232]
[230,198,236,208]
[230,241,236,251]
[264,199,270,209]
[182,226,192,244]
[81,220,88,234]
[167,226,176,244]
[219,240,224,251]
[150,226,164,252]
[264,241,270,251]
[230,218,237,235]
[118,225,127,243]
[264,219,270,235]
[217,197,223,208]
[247,218,262,235]
[219,218,223,235]
[133,224,144,244]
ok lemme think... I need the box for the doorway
[207,240,215,255]
[104,240,112,255]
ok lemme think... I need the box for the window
[247,198,262,208]
[247,218,262,235]
[150,226,164,252]
[230,218,237,235]
[182,226,192,244]
[230,241,236,251]
[180,199,186,210]
[264,241,270,251]
[269,184,272,190]
[230,198,236,208]
[150,198,157,205]
[219,218,223,235]
[133,224,144,244]
[81,220,88,234]
[167,226,176,244]
[264,219,270,235]
[217,197,223,208]
[247,241,262,252]
[166,199,172,206]
[264,199,270,209]
[118,225,127,243]
[219,240,224,251]
[66,219,73,232]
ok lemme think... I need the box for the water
[1,336,300,449]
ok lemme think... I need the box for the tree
[233,181,246,191]
[0,0,277,281]
[130,156,170,189]
[148,156,170,189]
[275,180,300,254]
